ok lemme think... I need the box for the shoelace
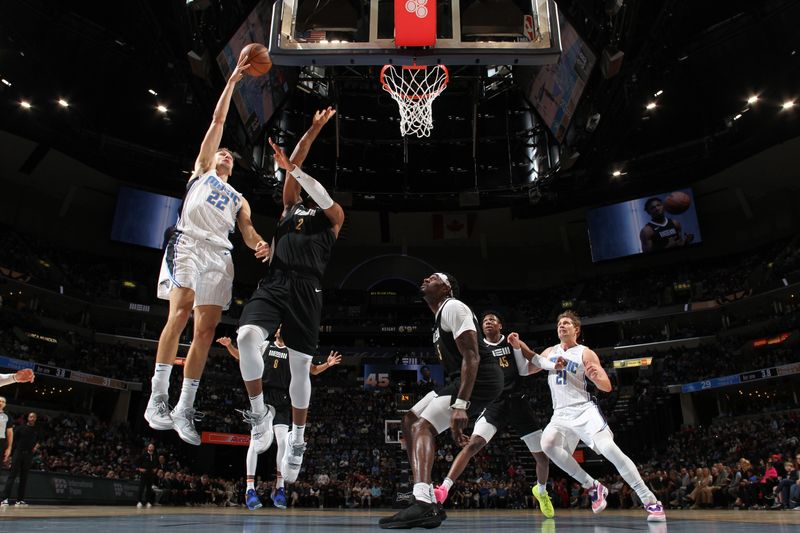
[154,397,173,416]
[176,408,205,426]
[236,409,266,427]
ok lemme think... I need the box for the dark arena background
[1,0,799,531]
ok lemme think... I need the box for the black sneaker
[379,500,442,529]
[437,503,447,521]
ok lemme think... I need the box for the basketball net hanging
[380,64,449,138]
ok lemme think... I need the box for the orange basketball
[240,43,272,77]
[664,191,692,215]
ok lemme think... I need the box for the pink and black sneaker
[433,485,448,504]
[646,501,667,522]
[590,481,608,513]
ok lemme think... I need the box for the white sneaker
[146,502,152,508]
[144,394,173,430]
[15,501,27,506]
[280,430,307,483]
[239,406,276,454]
[1,499,8,506]
[171,407,202,445]
[137,502,143,509]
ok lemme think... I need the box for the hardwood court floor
[2,506,800,532]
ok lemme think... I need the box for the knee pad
[237,325,268,381]
[287,348,313,409]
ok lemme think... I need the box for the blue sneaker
[273,487,287,509]
[246,489,262,511]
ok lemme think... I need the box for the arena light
[612,170,622,177]
[122,280,137,288]
[148,89,158,96]
[19,100,31,109]
[782,100,795,110]
[733,113,742,121]
[1,78,11,87]
[654,89,663,97]
[747,95,759,104]
[58,98,69,108]
[645,102,657,110]
[156,104,168,114]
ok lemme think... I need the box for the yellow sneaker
[532,486,555,518]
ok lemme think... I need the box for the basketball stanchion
[380,64,449,138]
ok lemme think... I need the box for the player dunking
[234,108,343,480]
[432,312,563,518]
[640,197,693,252]
[537,311,666,522]
[217,328,340,510]
[379,273,503,529]
[144,52,270,444]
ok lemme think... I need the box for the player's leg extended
[244,442,262,510]
[237,325,274,454]
[281,347,312,483]
[592,428,665,521]
[521,430,555,518]
[273,424,289,509]
[379,397,450,528]
[435,416,493,503]
[145,287,194,430]
[541,424,610,512]
[171,304,221,445]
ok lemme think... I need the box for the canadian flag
[433,213,470,240]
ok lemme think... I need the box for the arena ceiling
[1,0,798,213]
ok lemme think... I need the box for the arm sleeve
[530,355,558,371]
[288,166,334,210]
[512,348,534,376]
[0,373,15,387]
[439,301,477,339]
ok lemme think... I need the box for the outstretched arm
[236,198,270,261]
[270,138,345,237]
[310,351,342,375]
[281,107,337,209]
[0,369,34,387]
[193,53,251,177]
[216,337,240,360]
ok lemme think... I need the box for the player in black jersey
[640,197,694,252]
[432,312,565,518]
[235,108,343,482]
[217,327,341,510]
[379,273,503,529]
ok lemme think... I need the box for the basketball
[240,43,271,77]
[664,191,691,214]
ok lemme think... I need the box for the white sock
[537,483,547,495]
[291,424,305,444]
[247,480,255,491]
[176,378,200,410]
[276,477,284,489]
[249,393,266,414]
[442,477,454,493]
[413,482,433,504]
[151,363,172,396]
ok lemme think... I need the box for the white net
[380,64,449,138]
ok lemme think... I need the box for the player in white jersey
[0,370,34,388]
[144,51,270,445]
[524,311,666,522]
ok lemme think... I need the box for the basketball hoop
[380,64,449,138]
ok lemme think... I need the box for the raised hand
[216,337,232,347]
[268,138,294,172]
[312,107,337,128]
[228,52,251,84]
[327,351,342,366]
[507,332,520,349]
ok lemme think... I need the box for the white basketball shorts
[157,231,234,309]
[544,402,609,452]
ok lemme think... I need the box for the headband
[434,273,451,288]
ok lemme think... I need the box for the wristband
[450,398,470,410]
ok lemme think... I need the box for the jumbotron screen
[586,188,703,262]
